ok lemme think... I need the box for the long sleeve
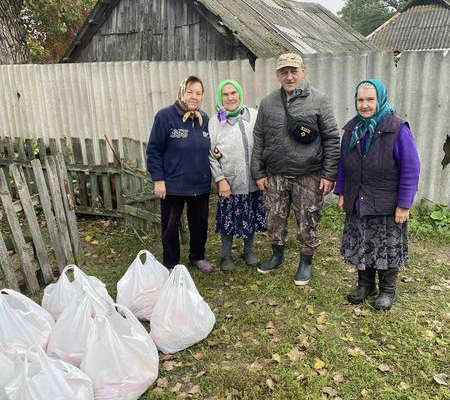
[250,101,267,180]
[146,111,167,182]
[394,124,420,208]
[208,118,225,183]
[334,149,345,195]
[318,95,340,181]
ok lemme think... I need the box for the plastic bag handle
[136,250,155,266]
[114,303,149,337]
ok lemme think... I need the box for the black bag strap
[281,89,296,126]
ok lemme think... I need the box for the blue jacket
[146,103,211,196]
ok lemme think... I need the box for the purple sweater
[334,124,420,212]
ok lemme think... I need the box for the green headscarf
[348,78,394,154]
[215,79,246,123]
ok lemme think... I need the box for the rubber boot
[347,268,377,304]
[294,254,313,285]
[240,234,259,267]
[257,244,284,274]
[373,268,399,310]
[220,234,236,272]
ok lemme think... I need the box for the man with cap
[251,53,340,285]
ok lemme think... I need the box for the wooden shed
[61,0,376,67]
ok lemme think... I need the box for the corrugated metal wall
[0,51,448,204]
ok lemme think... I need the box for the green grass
[54,203,449,400]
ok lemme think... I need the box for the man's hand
[154,180,166,199]
[256,177,268,191]
[395,207,410,224]
[319,178,334,196]
[218,179,231,198]
[338,194,344,212]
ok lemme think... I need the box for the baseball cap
[276,53,303,70]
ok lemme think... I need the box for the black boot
[373,268,399,310]
[347,268,377,304]
[294,254,313,286]
[220,234,236,272]
[257,244,284,274]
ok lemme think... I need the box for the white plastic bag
[116,250,169,320]
[0,289,54,352]
[150,264,216,354]
[42,264,113,320]
[81,304,159,400]
[47,287,111,367]
[0,349,14,400]
[4,347,94,400]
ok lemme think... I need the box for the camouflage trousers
[264,173,324,255]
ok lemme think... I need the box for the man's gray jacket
[251,81,340,182]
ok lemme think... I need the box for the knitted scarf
[348,78,394,154]
[215,79,246,125]
[176,78,203,126]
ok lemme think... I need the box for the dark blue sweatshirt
[146,103,211,196]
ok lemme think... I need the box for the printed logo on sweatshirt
[203,131,210,138]
[170,129,189,139]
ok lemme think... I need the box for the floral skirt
[341,214,408,270]
[215,191,267,238]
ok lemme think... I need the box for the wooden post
[44,156,75,264]
[31,159,67,273]
[71,138,89,206]
[99,139,113,210]
[9,164,53,284]
[112,139,123,210]
[85,139,100,208]
[56,153,81,264]
[0,170,39,293]
[0,230,20,291]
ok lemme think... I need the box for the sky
[298,0,345,15]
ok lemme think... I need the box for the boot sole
[347,290,378,304]
[294,279,310,286]
[257,262,282,274]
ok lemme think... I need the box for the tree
[0,0,29,64]
[0,0,96,64]
[338,0,410,36]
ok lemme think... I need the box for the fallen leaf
[378,363,390,372]
[245,299,255,305]
[156,378,168,388]
[316,324,326,332]
[266,379,275,390]
[430,285,443,292]
[296,374,307,381]
[313,358,325,370]
[433,373,449,386]
[225,314,233,320]
[265,322,278,336]
[161,354,174,361]
[208,340,219,347]
[306,305,315,315]
[152,387,164,395]
[196,370,206,378]
[297,334,310,349]
[401,276,413,282]
[316,314,327,325]
[360,388,368,397]
[181,376,191,383]
[287,347,304,362]
[192,352,203,360]
[242,331,253,338]
[347,347,365,357]
[294,300,302,309]
[322,386,338,397]
[272,353,281,363]
[84,235,92,242]
[186,384,200,395]
[223,302,234,309]
[91,240,99,245]
[398,381,410,390]
[247,360,263,373]
[163,361,176,371]
[333,372,345,383]
[170,383,182,393]
[268,299,278,306]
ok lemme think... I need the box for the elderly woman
[209,79,266,272]
[334,79,420,310]
[146,76,213,273]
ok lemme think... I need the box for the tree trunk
[0,0,29,64]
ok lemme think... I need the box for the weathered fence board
[10,164,53,284]
[0,230,20,291]
[31,159,67,272]
[0,170,39,293]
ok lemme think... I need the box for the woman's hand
[154,181,166,199]
[256,177,268,191]
[218,179,231,198]
[395,207,410,224]
[338,195,344,212]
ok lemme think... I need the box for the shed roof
[194,0,376,57]
[61,0,376,63]
[367,0,450,50]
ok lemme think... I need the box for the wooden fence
[0,136,159,229]
[0,155,80,293]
